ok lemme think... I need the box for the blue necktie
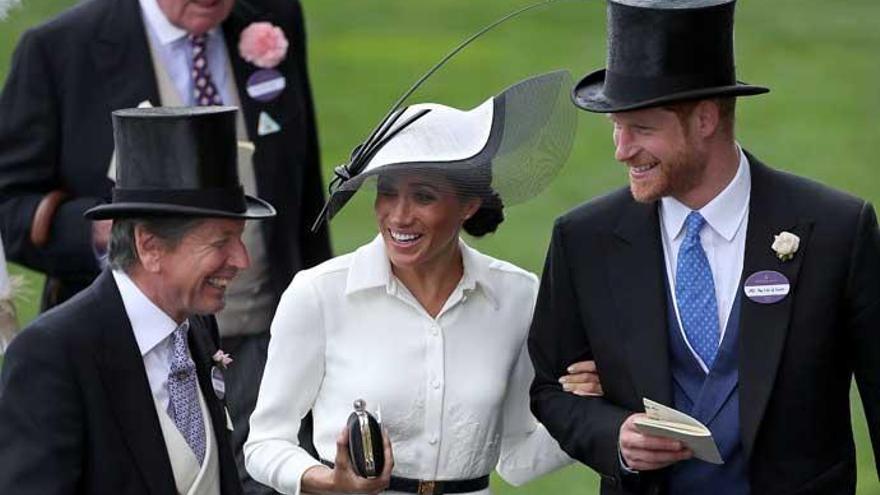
[167,321,206,464]
[675,212,720,370]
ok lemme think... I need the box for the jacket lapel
[92,0,159,108]
[738,155,813,460]
[94,271,176,495]
[221,0,275,142]
[609,199,673,406]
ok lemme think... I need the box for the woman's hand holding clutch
[301,426,394,494]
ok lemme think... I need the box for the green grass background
[2,0,878,492]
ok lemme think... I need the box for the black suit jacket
[528,155,880,495]
[0,270,243,495]
[0,0,331,308]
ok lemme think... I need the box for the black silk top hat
[85,107,275,220]
[573,0,769,113]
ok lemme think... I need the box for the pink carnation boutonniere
[212,350,234,369]
[238,22,289,69]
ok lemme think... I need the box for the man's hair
[109,217,205,272]
[665,97,736,136]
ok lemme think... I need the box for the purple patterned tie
[167,321,206,465]
[188,33,223,106]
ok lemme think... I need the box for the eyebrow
[407,181,442,192]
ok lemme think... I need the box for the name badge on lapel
[211,366,226,400]
[744,270,790,304]
[246,69,286,103]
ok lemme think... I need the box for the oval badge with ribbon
[744,270,790,304]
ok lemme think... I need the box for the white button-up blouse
[245,236,571,494]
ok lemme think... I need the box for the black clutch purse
[346,399,385,478]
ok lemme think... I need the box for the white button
[429,436,438,445]
[430,325,439,336]
[432,380,441,389]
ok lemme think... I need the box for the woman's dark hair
[443,166,505,237]
[463,191,504,237]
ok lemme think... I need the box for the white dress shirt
[245,236,571,495]
[138,0,232,106]
[659,146,751,372]
[112,269,188,412]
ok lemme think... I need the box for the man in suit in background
[0,106,265,495]
[0,0,330,491]
[528,1,880,494]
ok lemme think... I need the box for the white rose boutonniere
[772,231,800,261]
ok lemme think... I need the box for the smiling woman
[242,71,609,495]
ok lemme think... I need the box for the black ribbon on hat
[112,187,248,213]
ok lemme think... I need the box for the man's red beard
[629,146,706,204]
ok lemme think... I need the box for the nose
[387,196,413,225]
[228,236,250,271]
[613,126,638,163]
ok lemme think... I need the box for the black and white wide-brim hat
[314,70,577,228]
[86,106,275,220]
[573,0,769,113]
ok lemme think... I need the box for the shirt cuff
[618,444,639,474]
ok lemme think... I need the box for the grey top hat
[85,107,275,220]
[573,0,769,113]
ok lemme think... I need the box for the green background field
[2,0,878,492]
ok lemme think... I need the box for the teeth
[207,277,230,288]
[632,163,657,173]
[390,231,421,242]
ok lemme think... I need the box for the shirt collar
[660,145,751,242]
[138,0,222,46]
[345,235,499,309]
[112,270,182,357]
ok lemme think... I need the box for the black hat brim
[84,195,276,220]
[572,68,769,113]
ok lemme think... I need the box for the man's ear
[694,100,721,139]
[134,225,163,273]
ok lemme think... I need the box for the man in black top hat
[0,107,271,495]
[528,1,879,494]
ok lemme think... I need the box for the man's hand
[619,413,692,471]
[559,360,603,396]
[302,426,394,494]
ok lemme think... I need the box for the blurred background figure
[0,0,21,20]
[0,0,330,493]
[0,231,19,354]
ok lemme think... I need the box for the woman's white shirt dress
[245,235,571,494]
